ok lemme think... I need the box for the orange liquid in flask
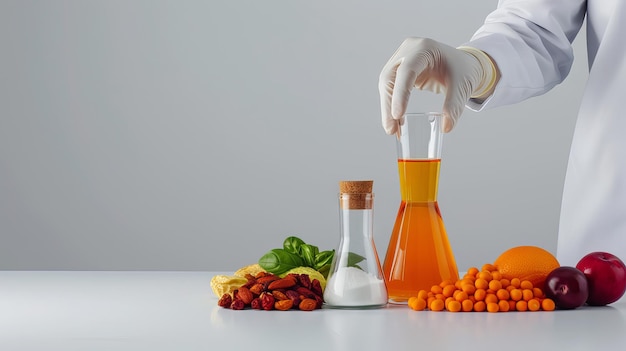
[383,159,459,303]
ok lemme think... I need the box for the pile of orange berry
[407,264,556,312]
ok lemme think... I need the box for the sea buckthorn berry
[491,271,503,281]
[510,289,523,301]
[474,288,487,301]
[467,267,479,276]
[474,301,486,312]
[528,299,541,311]
[442,285,457,298]
[516,300,528,311]
[533,287,544,298]
[417,290,429,300]
[485,293,498,304]
[462,284,476,295]
[409,297,427,311]
[522,289,534,301]
[445,297,455,309]
[510,278,521,288]
[541,298,556,311]
[487,302,499,313]
[482,264,496,272]
[488,280,502,291]
[520,280,533,290]
[508,300,517,311]
[496,288,510,301]
[427,296,436,307]
[439,280,454,288]
[500,279,511,288]
[455,291,468,302]
[430,299,445,311]
[462,299,474,312]
[477,271,493,281]
[498,300,510,312]
[475,278,489,290]
[461,278,474,286]
[447,300,462,312]
[431,285,443,294]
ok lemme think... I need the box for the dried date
[234,287,254,305]
[274,299,294,311]
[260,292,275,311]
[299,298,317,311]
[218,293,232,308]
[216,272,324,311]
[250,297,262,310]
[230,299,245,310]
[298,274,312,289]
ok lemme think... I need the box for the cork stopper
[339,180,373,209]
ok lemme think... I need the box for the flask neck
[339,193,373,210]
[338,194,374,239]
[398,159,440,202]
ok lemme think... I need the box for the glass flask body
[382,113,459,304]
[324,182,387,308]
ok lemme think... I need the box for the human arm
[465,0,587,111]
[378,0,587,134]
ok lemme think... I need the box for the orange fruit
[493,246,560,289]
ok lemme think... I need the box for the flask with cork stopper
[323,180,388,308]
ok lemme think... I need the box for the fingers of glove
[380,38,436,132]
[379,61,419,134]
[380,89,399,135]
[379,53,402,135]
[390,63,420,120]
[441,78,472,133]
[441,113,457,133]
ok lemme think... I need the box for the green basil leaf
[314,250,334,269]
[283,236,306,255]
[317,263,331,279]
[278,248,304,269]
[347,252,366,267]
[300,244,318,268]
[258,248,304,275]
[258,250,281,273]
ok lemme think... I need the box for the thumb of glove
[442,46,497,132]
[442,46,498,132]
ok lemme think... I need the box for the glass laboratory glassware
[382,113,459,304]
[324,180,388,309]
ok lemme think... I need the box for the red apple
[576,251,626,306]
[544,266,589,309]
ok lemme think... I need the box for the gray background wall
[0,1,587,271]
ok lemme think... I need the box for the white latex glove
[378,37,497,134]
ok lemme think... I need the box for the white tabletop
[1,271,625,351]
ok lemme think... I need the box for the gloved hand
[378,37,498,134]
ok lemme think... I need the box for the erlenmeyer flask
[382,112,459,304]
[324,180,388,308]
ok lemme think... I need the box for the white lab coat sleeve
[463,0,587,111]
